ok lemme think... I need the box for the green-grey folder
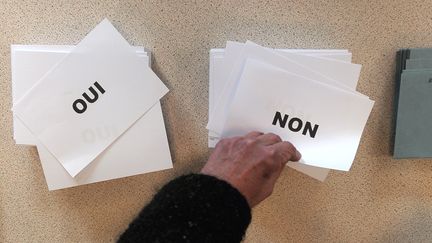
[405,59,432,70]
[409,48,432,59]
[394,70,432,158]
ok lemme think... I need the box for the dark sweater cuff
[119,173,251,243]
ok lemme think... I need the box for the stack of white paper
[11,19,173,190]
[207,41,374,181]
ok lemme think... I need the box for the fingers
[244,131,264,139]
[255,133,282,146]
[269,141,301,164]
[246,132,301,162]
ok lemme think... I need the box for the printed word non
[272,111,319,138]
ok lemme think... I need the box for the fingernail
[295,150,302,160]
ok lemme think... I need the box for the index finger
[269,141,301,164]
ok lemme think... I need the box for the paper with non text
[221,59,374,171]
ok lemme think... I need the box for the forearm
[118,174,251,243]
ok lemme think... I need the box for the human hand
[201,131,301,207]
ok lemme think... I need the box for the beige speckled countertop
[2,1,432,242]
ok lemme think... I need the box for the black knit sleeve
[118,174,252,243]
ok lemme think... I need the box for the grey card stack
[394,49,432,158]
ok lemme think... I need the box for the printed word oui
[72,81,106,114]
[272,111,319,138]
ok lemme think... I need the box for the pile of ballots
[11,19,172,190]
[207,41,374,181]
[394,49,432,158]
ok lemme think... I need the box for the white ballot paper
[11,45,172,190]
[221,59,374,171]
[208,47,354,181]
[207,41,364,136]
[207,41,368,180]
[11,45,150,145]
[13,19,168,177]
[208,43,355,146]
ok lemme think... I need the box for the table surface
[2,1,432,242]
